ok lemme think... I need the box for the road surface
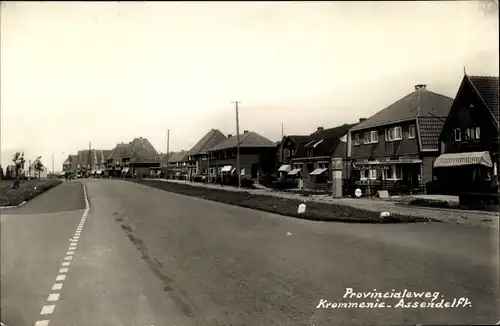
[1,179,499,325]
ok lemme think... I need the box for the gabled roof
[350,86,454,132]
[77,150,91,167]
[109,143,132,161]
[209,131,276,151]
[287,135,309,145]
[128,137,160,162]
[295,123,356,158]
[101,150,113,163]
[187,129,227,156]
[166,150,189,163]
[31,158,46,169]
[467,75,499,124]
[417,116,445,151]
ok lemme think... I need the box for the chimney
[317,127,324,132]
[243,130,249,134]
[359,118,367,123]
[227,134,232,138]
[414,84,427,91]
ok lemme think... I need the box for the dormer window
[454,128,462,141]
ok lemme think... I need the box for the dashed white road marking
[52,283,63,291]
[56,275,66,281]
[35,181,90,326]
[47,293,60,302]
[40,305,55,315]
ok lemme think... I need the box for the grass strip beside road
[131,179,438,224]
[0,179,63,207]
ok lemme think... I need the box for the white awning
[434,151,493,168]
[221,165,232,172]
[122,167,130,173]
[288,168,302,175]
[309,168,328,175]
[278,165,292,172]
[96,170,102,175]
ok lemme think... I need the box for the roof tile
[209,131,275,151]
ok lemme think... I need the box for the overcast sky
[1,1,498,169]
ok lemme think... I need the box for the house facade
[185,129,227,179]
[292,124,354,192]
[207,131,276,180]
[276,135,308,177]
[434,75,499,195]
[347,84,454,196]
[163,150,189,180]
[106,143,132,177]
[126,137,162,178]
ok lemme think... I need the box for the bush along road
[0,179,63,207]
[131,179,439,224]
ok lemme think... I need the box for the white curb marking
[63,256,73,261]
[61,262,70,267]
[66,251,75,255]
[59,268,69,273]
[35,320,50,326]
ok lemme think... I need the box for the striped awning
[309,168,328,175]
[434,151,493,168]
[278,165,292,172]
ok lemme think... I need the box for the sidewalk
[147,179,499,227]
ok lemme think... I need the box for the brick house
[162,150,189,180]
[125,137,162,178]
[276,135,309,177]
[434,75,499,195]
[292,124,355,192]
[185,129,227,179]
[106,143,132,177]
[207,130,276,180]
[347,84,454,196]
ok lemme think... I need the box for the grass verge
[0,179,63,207]
[407,198,499,212]
[131,179,438,224]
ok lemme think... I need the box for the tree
[34,157,44,180]
[12,152,25,187]
[0,165,4,180]
[5,166,11,180]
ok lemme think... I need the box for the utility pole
[281,122,284,139]
[231,101,242,188]
[166,129,170,179]
[89,142,92,177]
[52,152,55,176]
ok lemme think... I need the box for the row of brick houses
[163,129,277,181]
[62,73,498,197]
[63,137,161,178]
[275,74,499,196]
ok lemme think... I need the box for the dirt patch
[0,179,63,207]
[130,179,438,224]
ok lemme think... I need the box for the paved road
[1,179,499,325]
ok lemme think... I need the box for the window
[354,134,360,145]
[466,127,481,140]
[384,164,403,180]
[284,149,290,157]
[385,127,402,141]
[364,131,378,144]
[361,169,377,180]
[454,128,462,141]
[409,125,416,139]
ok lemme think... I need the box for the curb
[0,201,27,209]
[395,202,499,217]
